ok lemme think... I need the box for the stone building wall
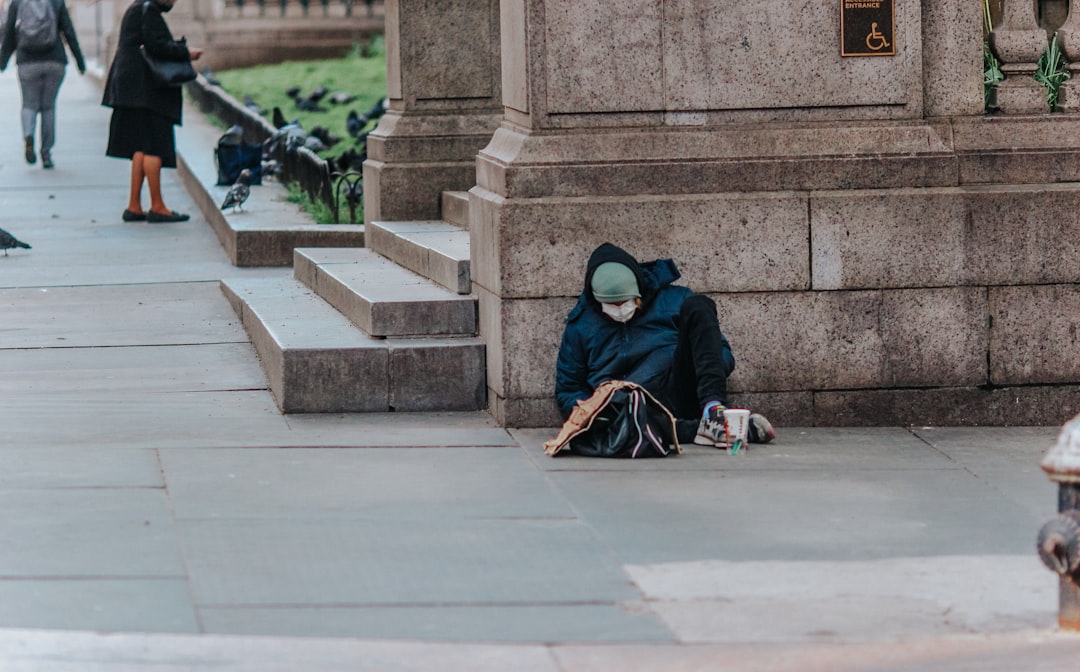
[464,0,1080,427]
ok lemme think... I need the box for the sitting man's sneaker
[748,413,775,444]
[694,404,727,447]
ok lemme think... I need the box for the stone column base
[363,110,501,223]
[994,69,1052,114]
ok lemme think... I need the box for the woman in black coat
[102,0,202,223]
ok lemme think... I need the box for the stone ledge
[177,94,364,268]
[293,247,477,337]
[221,276,486,413]
[366,221,472,294]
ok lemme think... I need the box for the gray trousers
[17,61,66,154]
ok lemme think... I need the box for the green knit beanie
[591,262,640,303]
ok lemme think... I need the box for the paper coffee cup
[723,409,751,455]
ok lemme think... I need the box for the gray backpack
[16,0,59,53]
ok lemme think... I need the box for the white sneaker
[748,413,775,444]
[693,405,727,447]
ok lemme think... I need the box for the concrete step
[441,190,470,228]
[365,221,471,294]
[293,248,476,337]
[221,276,486,413]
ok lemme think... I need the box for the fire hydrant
[1038,413,1080,630]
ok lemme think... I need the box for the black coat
[555,243,735,418]
[101,0,190,123]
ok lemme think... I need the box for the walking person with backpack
[0,0,85,169]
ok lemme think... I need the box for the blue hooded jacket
[555,243,734,418]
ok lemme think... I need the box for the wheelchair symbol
[865,23,890,51]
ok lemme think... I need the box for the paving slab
[0,343,267,395]
[0,448,162,489]
[199,604,672,643]
[0,489,185,576]
[2,391,289,449]
[0,629,562,672]
[159,447,565,521]
[0,283,246,349]
[625,554,1055,643]
[913,426,1058,518]
[178,518,641,606]
[546,466,1042,564]
[0,580,199,633]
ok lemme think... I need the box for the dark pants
[656,294,732,420]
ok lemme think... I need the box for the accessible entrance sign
[841,0,895,57]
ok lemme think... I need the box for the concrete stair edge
[293,248,477,337]
[365,220,471,294]
[220,276,486,413]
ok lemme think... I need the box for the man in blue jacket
[556,242,774,447]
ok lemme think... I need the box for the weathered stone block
[543,0,663,115]
[812,189,968,291]
[813,185,1080,290]
[491,392,563,429]
[662,0,921,116]
[388,338,487,411]
[815,386,1080,426]
[471,192,809,300]
[990,285,1080,385]
[966,187,1080,286]
[728,391,815,428]
[712,288,988,392]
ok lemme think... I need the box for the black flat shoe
[122,209,147,222]
[146,210,190,223]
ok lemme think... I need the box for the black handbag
[544,380,680,459]
[140,45,196,88]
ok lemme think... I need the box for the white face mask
[601,301,637,323]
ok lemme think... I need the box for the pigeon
[362,97,389,123]
[293,95,326,112]
[265,120,308,155]
[0,227,31,255]
[309,125,342,148]
[243,95,264,115]
[201,67,222,87]
[261,158,282,178]
[271,106,288,129]
[334,147,367,172]
[220,169,252,212]
[346,109,364,138]
[284,85,302,99]
[307,86,329,103]
[328,91,356,105]
[303,135,327,153]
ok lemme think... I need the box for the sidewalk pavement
[1,68,1079,671]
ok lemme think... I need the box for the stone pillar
[362,0,503,223]
[473,0,984,427]
[990,0,1051,113]
[1055,0,1080,110]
